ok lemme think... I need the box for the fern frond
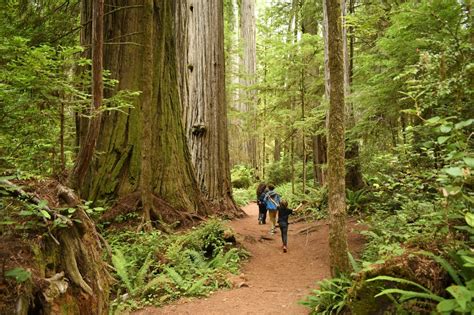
[374,288,443,302]
[165,266,187,290]
[112,249,133,293]
[134,252,154,292]
[367,275,434,294]
[186,277,207,295]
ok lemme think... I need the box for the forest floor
[133,203,365,315]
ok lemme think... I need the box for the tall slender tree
[343,0,364,190]
[239,0,258,170]
[176,0,240,215]
[70,0,103,190]
[325,0,350,276]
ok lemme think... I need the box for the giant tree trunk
[79,0,208,219]
[325,0,350,276]
[176,0,240,215]
[140,0,154,226]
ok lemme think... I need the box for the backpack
[265,191,280,210]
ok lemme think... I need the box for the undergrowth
[302,115,473,314]
[106,219,249,312]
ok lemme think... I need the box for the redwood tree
[324,0,350,276]
[79,0,208,219]
[70,0,103,190]
[176,0,240,215]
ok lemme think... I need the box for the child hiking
[278,200,302,253]
[264,184,280,234]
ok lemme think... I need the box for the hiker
[256,183,267,225]
[264,184,280,234]
[277,200,302,253]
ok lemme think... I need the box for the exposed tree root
[0,179,111,314]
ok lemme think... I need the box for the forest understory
[1,0,472,314]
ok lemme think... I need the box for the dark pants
[279,222,288,246]
[258,204,267,223]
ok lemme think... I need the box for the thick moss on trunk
[79,1,208,216]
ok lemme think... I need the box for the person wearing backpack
[264,184,280,234]
[256,183,268,225]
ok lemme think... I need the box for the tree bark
[79,0,208,219]
[239,0,258,170]
[343,0,364,190]
[70,0,104,190]
[140,0,154,227]
[325,0,350,276]
[176,0,240,215]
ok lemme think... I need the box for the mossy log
[347,251,450,314]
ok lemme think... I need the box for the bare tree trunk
[274,138,281,162]
[325,0,350,276]
[176,0,240,215]
[313,0,331,186]
[301,68,306,193]
[70,0,103,190]
[239,0,257,170]
[60,102,65,176]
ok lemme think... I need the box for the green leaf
[437,299,458,313]
[437,136,450,144]
[439,125,453,133]
[466,213,474,228]
[37,200,48,208]
[455,119,474,130]
[5,267,31,283]
[463,157,474,168]
[40,209,51,219]
[444,167,463,177]
[426,116,441,124]
[461,255,474,268]
[446,286,472,310]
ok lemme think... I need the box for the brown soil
[133,203,365,315]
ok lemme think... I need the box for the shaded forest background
[0,0,473,314]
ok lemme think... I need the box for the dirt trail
[134,203,365,315]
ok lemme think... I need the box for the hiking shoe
[258,220,263,225]
[283,246,287,253]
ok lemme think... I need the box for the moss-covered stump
[0,179,111,314]
[347,251,450,314]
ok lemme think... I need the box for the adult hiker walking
[256,183,268,225]
[264,184,280,234]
